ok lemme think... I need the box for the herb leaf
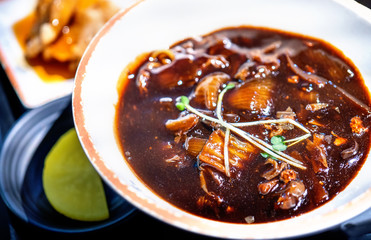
[271,135,287,151]
[225,82,236,90]
[272,143,287,151]
[260,152,277,160]
[176,102,186,111]
[180,96,190,105]
[271,135,285,145]
[175,96,190,111]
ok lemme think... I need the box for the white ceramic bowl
[73,0,371,238]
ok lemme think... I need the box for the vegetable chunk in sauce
[116,27,371,223]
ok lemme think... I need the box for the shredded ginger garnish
[176,83,310,176]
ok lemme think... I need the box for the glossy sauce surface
[116,27,371,223]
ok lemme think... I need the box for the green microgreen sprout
[271,135,287,151]
[260,152,277,160]
[225,82,236,90]
[175,96,189,111]
[174,82,309,171]
[261,135,287,159]
[216,82,236,121]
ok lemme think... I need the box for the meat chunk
[276,181,306,210]
[258,179,279,195]
[350,116,368,136]
[306,133,328,172]
[261,158,287,180]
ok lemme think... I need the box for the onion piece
[244,216,255,224]
[165,113,199,133]
[286,54,370,112]
[286,54,327,87]
[305,103,329,111]
[226,77,275,114]
[184,137,207,157]
[341,141,359,159]
[198,129,255,174]
[301,48,351,81]
[193,72,231,110]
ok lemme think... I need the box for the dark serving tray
[1,1,371,238]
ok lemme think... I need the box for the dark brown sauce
[116,26,371,223]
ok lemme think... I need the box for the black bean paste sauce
[116,27,371,223]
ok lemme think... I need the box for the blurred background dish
[0,0,136,109]
[0,66,13,239]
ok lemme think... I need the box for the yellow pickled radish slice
[42,128,109,221]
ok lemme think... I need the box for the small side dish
[115,26,371,223]
[13,0,119,81]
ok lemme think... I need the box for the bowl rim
[72,0,371,238]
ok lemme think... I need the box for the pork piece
[276,180,306,210]
[229,41,283,67]
[198,129,256,174]
[196,190,227,217]
[290,150,329,203]
[305,103,329,111]
[276,107,296,120]
[147,51,229,90]
[202,55,230,69]
[306,133,328,173]
[225,76,275,115]
[193,72,231,110]
[279,169,297,184]
[234,62,273,81]
[262,107,297,137]
[261,158,287,180]
[350,116,368,136]
[258,179,279,195]
[258,155,306,210]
